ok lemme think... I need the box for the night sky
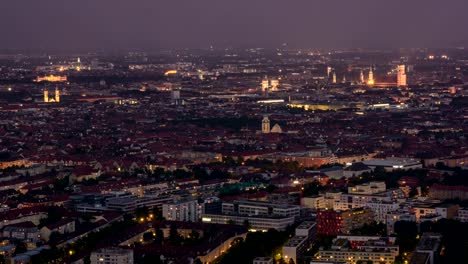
[1,0,467,51]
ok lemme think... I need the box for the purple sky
[1,0,467,51]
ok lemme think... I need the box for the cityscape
[1,1,468,264]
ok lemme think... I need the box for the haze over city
[1,0,468,51]
[0,1,468,264]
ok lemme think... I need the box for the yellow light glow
[35,75,67,82]
[164,70,177,76]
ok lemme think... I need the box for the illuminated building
[327,66,332,77]
[317,208,374,236]
[332,72,337,84]
[262,116,270,134]
[90,247,134,264]
[261,79,279,92]
[270,79,279,91]
[76,57,81,71]
[43,88,60,103]
[360,70,365,84]
[162,199,200,222]
[43,90,49,103]
[367,67,375,86]
[35,75,67,82]
[55,87,60,102]
[397,65,407,87]
[270,123,283,133]
[317,237,399,264]
[342,75,346,83]
[261,79,269,92]
[164,70,177,76]
[283,222,317,264]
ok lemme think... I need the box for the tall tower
[43,90,49,103]
[262,116,270,134]
[342,75,346,83]
[360,70,365,84]
[332,72,337,84]
[55,87,60,102]
[367,66,375,86]
[270,79,279,91]
[261,79,269,92]
[327,66,332,77]
[397,65,407,87]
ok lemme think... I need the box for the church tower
[367,66,375,86]
[262,116,270,134]
[55,87,60,102]
[43,90,49,103]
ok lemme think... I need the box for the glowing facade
[43,90,49,103]
[55,87,60,102]
[43,88,60,103]
[397,65,407,87]
[261,80,269,92]
[270,79,279,91]
[367,67,375,86]
[332,72,337,84]
[360,70,365,84]
[262,116,270,134]
[35,75,67,82]
[164,70,178,76]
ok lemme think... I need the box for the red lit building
[317,210,343,236]
[317,208,374,236]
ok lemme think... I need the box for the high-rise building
[262,116,270,134]
[397,64,407,87]
[162,199,200,222]
[327,66,332,77]
[367,66,375,86]
[360,70,365,84]
[332,72,337,84]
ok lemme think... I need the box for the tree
[189,230,200,241]
[49,231,61,242]
[136,206,149,220]
[14,241,27,255]
[394,221,418,253]
[409,187,419,197]
[169,224,180,244]
[143,231,155,242]
[155,228,164,244]
[242,220,251,229]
